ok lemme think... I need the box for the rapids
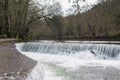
[16,41,120,80]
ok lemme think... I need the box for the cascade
[16,41,120,80]
[18,41,120,59]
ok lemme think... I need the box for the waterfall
[17,41,120,59]
[15,41,120,80]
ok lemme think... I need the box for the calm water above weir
[16,41,120,80]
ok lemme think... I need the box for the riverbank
[0,39,37,80]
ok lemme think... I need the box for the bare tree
[103,0,120,24]
[85,9,102,40]
[45,2,64,40]
[0,0,9,36]
[87,21,99,40]
[68,0,85,14]
[51,16,64,40]
[0,0,54,39]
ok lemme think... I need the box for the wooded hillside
[0,0,120,40]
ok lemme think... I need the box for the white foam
[23,52,120,69]
[15,43,120,80]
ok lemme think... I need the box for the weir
[18,41,120,60]
[16,41,120,80]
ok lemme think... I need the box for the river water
[16,41,120,80]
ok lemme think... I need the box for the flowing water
[16,41,120,80]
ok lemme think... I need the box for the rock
[0,46,37,79]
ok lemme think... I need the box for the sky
[36,0,100,16]
[57,0,99,15]
[57,0,99,8]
